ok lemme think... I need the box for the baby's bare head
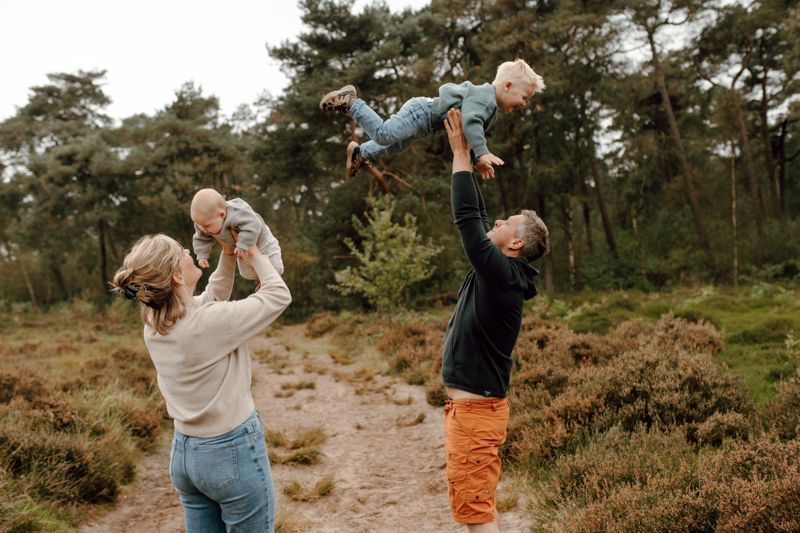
[191,188,227,234]
[191,188,225,218]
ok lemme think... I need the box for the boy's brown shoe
[320,84,357,114]
[346,141,369,177]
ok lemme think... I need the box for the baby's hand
[234,247,248,259]
[198,258,209,269]
[478,152,504,167]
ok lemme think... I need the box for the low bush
[305,312,338,338]
[506,316,750,466]
[761,380,800,440]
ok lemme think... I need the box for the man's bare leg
[467,520,500,533]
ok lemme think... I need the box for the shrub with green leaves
[333,195,441,315]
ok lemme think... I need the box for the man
[441,109,549,532]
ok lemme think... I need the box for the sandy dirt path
[79,324,531,532]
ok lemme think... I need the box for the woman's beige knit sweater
[143,254,291,437]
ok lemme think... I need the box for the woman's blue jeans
[350,96,434,160]
[169,411,275,532]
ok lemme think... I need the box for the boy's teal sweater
[441,171,539,398]
[431,82,498,158]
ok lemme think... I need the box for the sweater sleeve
[193,253,236,306]
[217,255,292,343]
[231,211,261,251]
[452,171,512,282]
[461,98,492,158]
[192,225,214,260]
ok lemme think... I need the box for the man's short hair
[494,59,545,94]
[516,210,549,262]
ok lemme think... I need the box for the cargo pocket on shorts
[463,455,492,505]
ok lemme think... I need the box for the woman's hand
[222,228,239,256]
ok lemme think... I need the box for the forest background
[1,0,798,311]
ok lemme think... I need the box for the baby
[191,188,284,279]
[319,59,544,179]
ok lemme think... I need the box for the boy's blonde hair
[494,59,545,94]
[111,234,187,336]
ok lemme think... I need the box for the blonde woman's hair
[110,234,187,335]
[494,59,546,94]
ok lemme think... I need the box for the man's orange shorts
[443,397,509,524]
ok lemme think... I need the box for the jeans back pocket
[194,440,240,489]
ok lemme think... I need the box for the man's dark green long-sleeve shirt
[441,171,539,398]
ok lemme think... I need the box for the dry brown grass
[282,474,335,502]
[305,312,338,338]
[395,412,426,427]
[0,302,163,530]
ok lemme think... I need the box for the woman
[111,233,291,532]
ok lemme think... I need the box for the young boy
[319,59,544,179]
[191,188,284,280]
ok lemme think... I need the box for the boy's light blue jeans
[169,411,275,533]
[350,96,435,160]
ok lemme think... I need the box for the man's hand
[444,109,472,173]
[474,160,495,180]
[198,258,210,268]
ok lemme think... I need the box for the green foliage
[333,195,441,315]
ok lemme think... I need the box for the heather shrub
[0,400,137,504]
[608,315,723,356]
[687,411,752,446]
[607,318,655,352]
[699,435,800,531]
[650,314,723,356]
[305,312,338,338]
[561,483,710,533]
[506,344,752,465]
[541,427,697,506]
[760,380,800,440]
[376,319,444,384]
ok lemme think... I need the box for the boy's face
[192,208,226,235]
[497,81,534,113]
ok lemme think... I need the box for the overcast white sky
[1,0,429,123]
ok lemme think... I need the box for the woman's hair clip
[122,283,139,300]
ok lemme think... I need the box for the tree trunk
[758,77,780,219]
[538,192,554,293]
[648,33,712,254]
[730,143,739,288]
[578,178,593,254]
[777,119,789,219]
[49,260,69,300]
[15,245,39,309]
[589,154,618,258]
[732,90,764,235]
[562,197,576,290]
[630,207,648,286]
